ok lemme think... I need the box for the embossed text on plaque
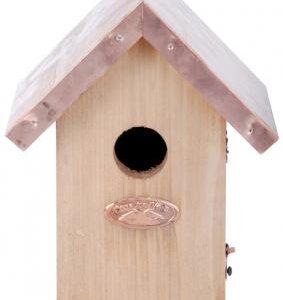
[105,197,180,229]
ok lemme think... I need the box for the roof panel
[145,0,277,133]
[6,0,278,152]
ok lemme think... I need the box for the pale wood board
[7,0,277,152]
[145,0,276,133]
[8,0,143,126]
[57,39,226,300]
[143,2,277,153]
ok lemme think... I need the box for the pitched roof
[6,0,278,153]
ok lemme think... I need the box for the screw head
[115,34,124,43]
[227,266,233,276]
[31,120,38,128]
[167,43,174,51]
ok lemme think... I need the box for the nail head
[115,34,124,43]
[168,43,174,51]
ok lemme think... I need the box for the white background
[0,0,282,299]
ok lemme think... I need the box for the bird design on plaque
[105,197,180,229]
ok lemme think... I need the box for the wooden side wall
[57,39,226,300]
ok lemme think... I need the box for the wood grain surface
[57,39,226,300]
[8,0,143,127]
[145,0,277,133]
[7,0,277,153]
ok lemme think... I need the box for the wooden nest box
[6,0,278,299]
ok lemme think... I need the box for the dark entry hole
[114,127,167,175]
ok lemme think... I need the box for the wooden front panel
[57,39,226,300]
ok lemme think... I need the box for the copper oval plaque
[105,197,180,229]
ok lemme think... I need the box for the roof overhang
[6,0,278,153]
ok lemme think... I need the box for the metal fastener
[115,34,124,43]
[167,43,174,51]
[225,243,235,278]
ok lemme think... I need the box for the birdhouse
[6,0,278,299]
